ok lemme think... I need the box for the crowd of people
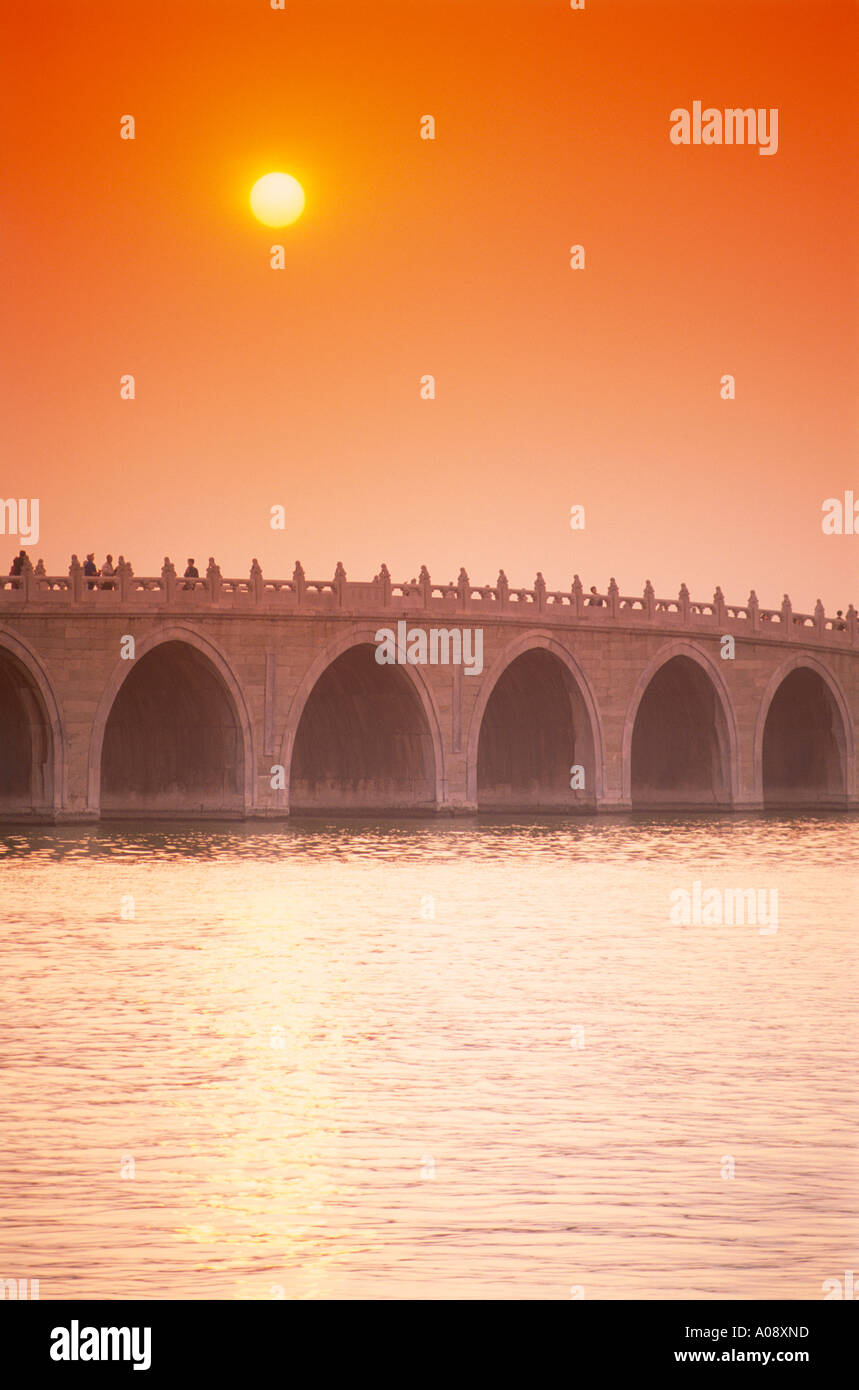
[84,553,113,589]
[7,552,202,590]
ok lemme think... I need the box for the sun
[250,172,305,228]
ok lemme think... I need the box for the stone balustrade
[0,555,855,646]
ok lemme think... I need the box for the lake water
[1,814,857,1300]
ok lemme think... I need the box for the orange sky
[1,0,856,610]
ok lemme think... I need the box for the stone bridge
[0,556,856,821]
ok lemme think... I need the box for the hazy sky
[2,0,856,610]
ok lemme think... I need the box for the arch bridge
[0,558,856,820]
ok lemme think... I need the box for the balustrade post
[781,593,793,636]
[497,569,509,612]
[814,599,825,637]
[847,604,857,646]
[457,567,470,611]
[69,554,82,604]
[713,585,726,626]
[334,561,346,608]
[117,556,132,602]
[643,579,655,620]
[608,577,620,619]
[534,571,546,613]
[250,558,263,604]
[419,565,431,608]
[293,561,305,606]
[678,582,690,624]
[161,557,177,603]
[747,590,759,633]
[22,555,35,601]
[379,563,391,607]
[571,574,583,617]
[207,557,222,602]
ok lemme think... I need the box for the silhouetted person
[84,553,98,590]
[183,557,199,590]
[587,584,604,607]
[9,549,26,578]
[101,554,115,590]
[835,609,846,631]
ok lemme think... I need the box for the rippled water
[1,814,857,1300]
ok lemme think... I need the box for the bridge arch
[755,654,854,808]
[281,625,445,813]
[0,626,64,817]
[466,633,605,810]
[623,640,739,809]
[88,625,255,816]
